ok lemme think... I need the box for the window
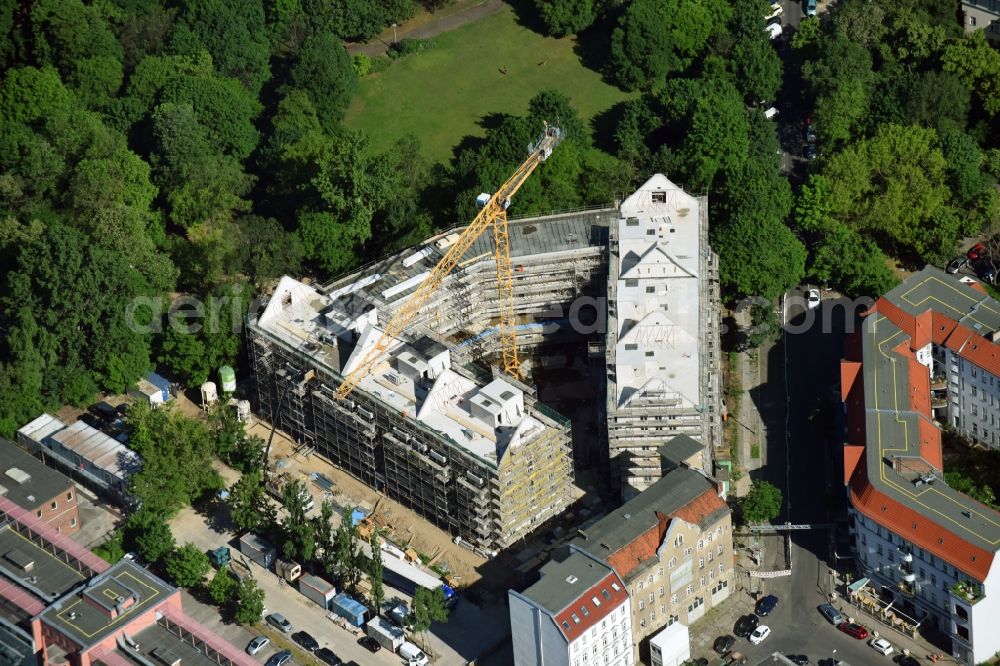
[657,567,663,577]
[640,619,646,628]
[674,535,684,547]
[698,540,704,550]
[601,589,610,600]
[668,557,676,569]
[638,581,643,591]
[686,585,693,595]
[699,558,704,569]
[572,613,580,624]
[70,517,77,527]
[671,594,678,604]
[611,582,621,592]
[684,547,692,557]
[581,605,589,617]
[648,593,653,603]
[592,596,601,607]
[563,621,571,630]
[66,491,73,501]
[625,279,639,288]
[50,501,58,510]
[651,191,667,203]
[639,600,644,610]
[36,510,42,518]
[646,286,655,293]
[659,586,664,597]
[717,545,723,555]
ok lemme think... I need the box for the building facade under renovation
[605,175,722,499]
[247,176,722,549]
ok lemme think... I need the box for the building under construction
[247,176,721,549]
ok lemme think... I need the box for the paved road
[346,0,505,57]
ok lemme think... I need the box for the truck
[239,533,277,569]
[381,546,457,608]
[276,559,301,582]
[366,616,404,652]
[299,573,337,609]
[329,593,367,627]
[398,641,428,666]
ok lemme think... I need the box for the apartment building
[605,175,722,500]
[572,465,733,661]
[0,493,253,666]
[962,0,1000,42]
[249,274,576,553]
[509,545,633,666]
[0,437,80,535]
[841,267,1000,664]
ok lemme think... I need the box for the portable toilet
[219,366,236,393]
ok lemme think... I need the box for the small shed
[128,372,172,407]
[329,593,367,627]
[649,622,689,666]
[299,574,336,609]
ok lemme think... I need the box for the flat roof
[41,560,175,649]
[47,421,140,481]
[0,523,87,601]
[854,268,1000,576]
[521,547,615,615]
[125,622,233,666]
[0,438,74,510]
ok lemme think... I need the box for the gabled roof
[658,434,704,468]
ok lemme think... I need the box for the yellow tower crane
[334,123,563,400]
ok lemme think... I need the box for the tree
[280,479,316,561]
[369,534,385,615]
[711,210,806,300]
[334,506,361,592]
[314,500,336,571]
[742,480,783,524]
[906,70,970,134]
[609,0,729,90]
[821,124,961,263]
[234,216,303,287]
[234,577,266,625]
[941,31,1000,117]
[229,469,272,532]
[172,0,271,93]
[127,404,225,516]
[208,565,239,605]
[166,543,212,588]
[411,585,450,648]
[302,0,415,42]
[286,31,356,133]
[677,78,750,191]
[126,509,176,564]
[729,36,783,105]
[534,0,595,37]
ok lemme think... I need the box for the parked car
[893,656,920,666]
[805,143,818,160]
[764,106,779,120]
[265,651,292,666]
[766,22,782,39]
[817,603,844,625]
[756,595,779,616]
[869,637,893,655]
[734,614,759,637]
[725,653,748,666]
[315,648,342,666]
[948,257,969,274]
[785,656,810,665]
[357,636,382,654]
[266,613,293,634]
[246,636,269,656]
[749,625,771,645]
[968,242,987,261]
[805,0,817,15]
[714,635,736,654]
[807,288,821,309]
[837,622,869,640]
[975,259,997,284]
[292,631,319,652]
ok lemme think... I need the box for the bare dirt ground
[346,0,505,57]
[245,420,489,587]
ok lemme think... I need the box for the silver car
[246,636,269,655]
[818,603,844,625]
[266,613,293,633]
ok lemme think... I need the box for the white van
[398,641,428,666]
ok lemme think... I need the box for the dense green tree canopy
[534,0,596,37]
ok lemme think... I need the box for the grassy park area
[344,5,633,165]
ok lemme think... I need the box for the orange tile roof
[945,321,1000,378]
[607,520,664,581]
[553,570,629,643]
[673,487,728,526]
[843,446,864,485]
[849,461,992,580]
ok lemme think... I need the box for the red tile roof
[673,487,728,526]
[848,460,992,580]
[843,446,864,486]
[607,514,667,581]
[944,321,1000,378]
[552,570,629,643]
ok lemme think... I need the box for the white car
[869,637,893,656]
[749,625,771,645]
[807,288,820,309]
[766,4,783,20]
[766,22,783,39]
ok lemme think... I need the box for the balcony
[901,571,916,583]
[897,580,916,597]
[897,548,913,563]
[950,580,984,604]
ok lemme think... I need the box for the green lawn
[344,6,634,166]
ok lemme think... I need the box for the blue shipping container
[330,593,367,627]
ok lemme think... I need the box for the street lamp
[392,23,398,44]
[831,648,837,666]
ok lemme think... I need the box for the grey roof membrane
[658,434,703,466]
[125,622,227,666]
[862,268,1000,555]
[41,559,174,648]
[573,467,718,557]
[0,438,74,511]
[522,547,613,615]
[0,523,87,600]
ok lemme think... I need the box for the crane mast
[334,123,563,400]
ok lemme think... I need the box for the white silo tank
[200,382,218,410]
[236,399,252,424]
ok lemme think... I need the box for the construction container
[366,617,404,651]
[329,593,367,627]
[390,604,410,627]
[299,574,336,609]
[276,559,301,582]
[239,533,276,569]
